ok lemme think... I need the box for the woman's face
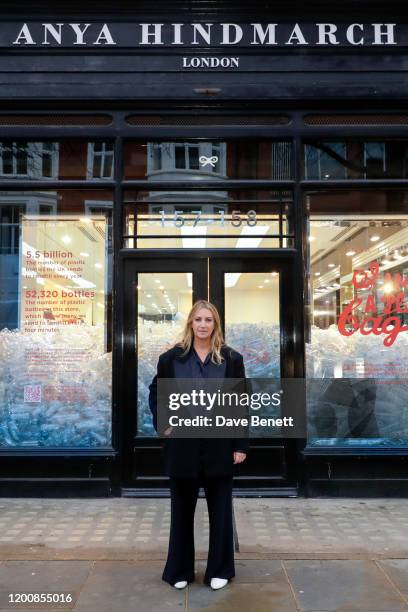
[191,308,215,341]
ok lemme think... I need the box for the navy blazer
[148,344,249,478]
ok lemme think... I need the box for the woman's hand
[233,452,247,464]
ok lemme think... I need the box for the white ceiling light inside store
[235,225,269,249]
[225,272,241,288]
[181,226,207,249]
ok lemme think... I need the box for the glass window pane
[304,140,408,180]
[0,190,113,448]
[0,140,114,180]
[137,272,193,437]
[188,145,199,170]
[16,142,28,175]
[2,144,13,174]
[175,144,186,169]
[306,189,408,448]
[123,190,293,250]
[124,140,293,180]
[225,272,280,378]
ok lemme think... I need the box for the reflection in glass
[225,272,281,435]
[304,140,408,180]
[0,141,114,180]
[306,200,408,447]
[123,190,293,249]
[0,190,113,447]
[225,272,280,379]
[125,140,292,180]
[137,273,193,436]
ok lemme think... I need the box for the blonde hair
[177,300,225,364]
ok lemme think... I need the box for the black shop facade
[1,1,408,498]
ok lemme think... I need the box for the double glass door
[122,252,298,493]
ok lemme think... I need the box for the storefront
[0,2,408,497]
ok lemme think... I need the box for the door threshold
[121,487,298,498]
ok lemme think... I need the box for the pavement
[1,497,408,610]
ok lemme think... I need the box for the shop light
[36,277,45,285]
[235,225,268,249]
[137,285,141,290]
[146,294,152,298]
[155,279,161,284]
[328,263,336,268]
[315,272,321,276]
[258,285,264,289]
[159,285,164,290]
[181,226,207,249]
[383,283,394,293]
[80,252,89,257]
[370,235,380,242]
[346,250,356,256]
[95,263,102,268]
[308,236,316,242]
[61,235,72,244]
[270,272,278,276]
[264,279,270,283]
[225,273,241,287]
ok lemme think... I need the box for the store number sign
[159,210,258,228]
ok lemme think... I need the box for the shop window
[0,142,28,177]
[123,190,293,249]
[87,142,114,179]
[306,189,408,448]
[0,142,59,179]
[304,142,347,180]
[127,140,292,180]
[364,142,386,178]
[0,204,21,254]
[147,141,226,176]
[0,190,113,448]
[304,140,408,180]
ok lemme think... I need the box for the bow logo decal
[199,155,218,168]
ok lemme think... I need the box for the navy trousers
[162,471,235,586]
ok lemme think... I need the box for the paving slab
[235,499,408,556]
[284,559,408,611]
[0,560,91,610]
[188,561,298,611]
[378,560,408,600]
[73,560,184,612]
[187,581,298,612]
[1,498,408,562]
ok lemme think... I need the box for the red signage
[338,261,408,347]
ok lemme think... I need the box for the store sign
[3,22,401,49]
[337,262,408,347]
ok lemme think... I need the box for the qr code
[24,385,42,403]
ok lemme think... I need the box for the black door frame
[120,249,299,495]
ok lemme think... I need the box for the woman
[149,300,248,591]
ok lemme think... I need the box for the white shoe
[210,578,228,590]
[174,581,188,589]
